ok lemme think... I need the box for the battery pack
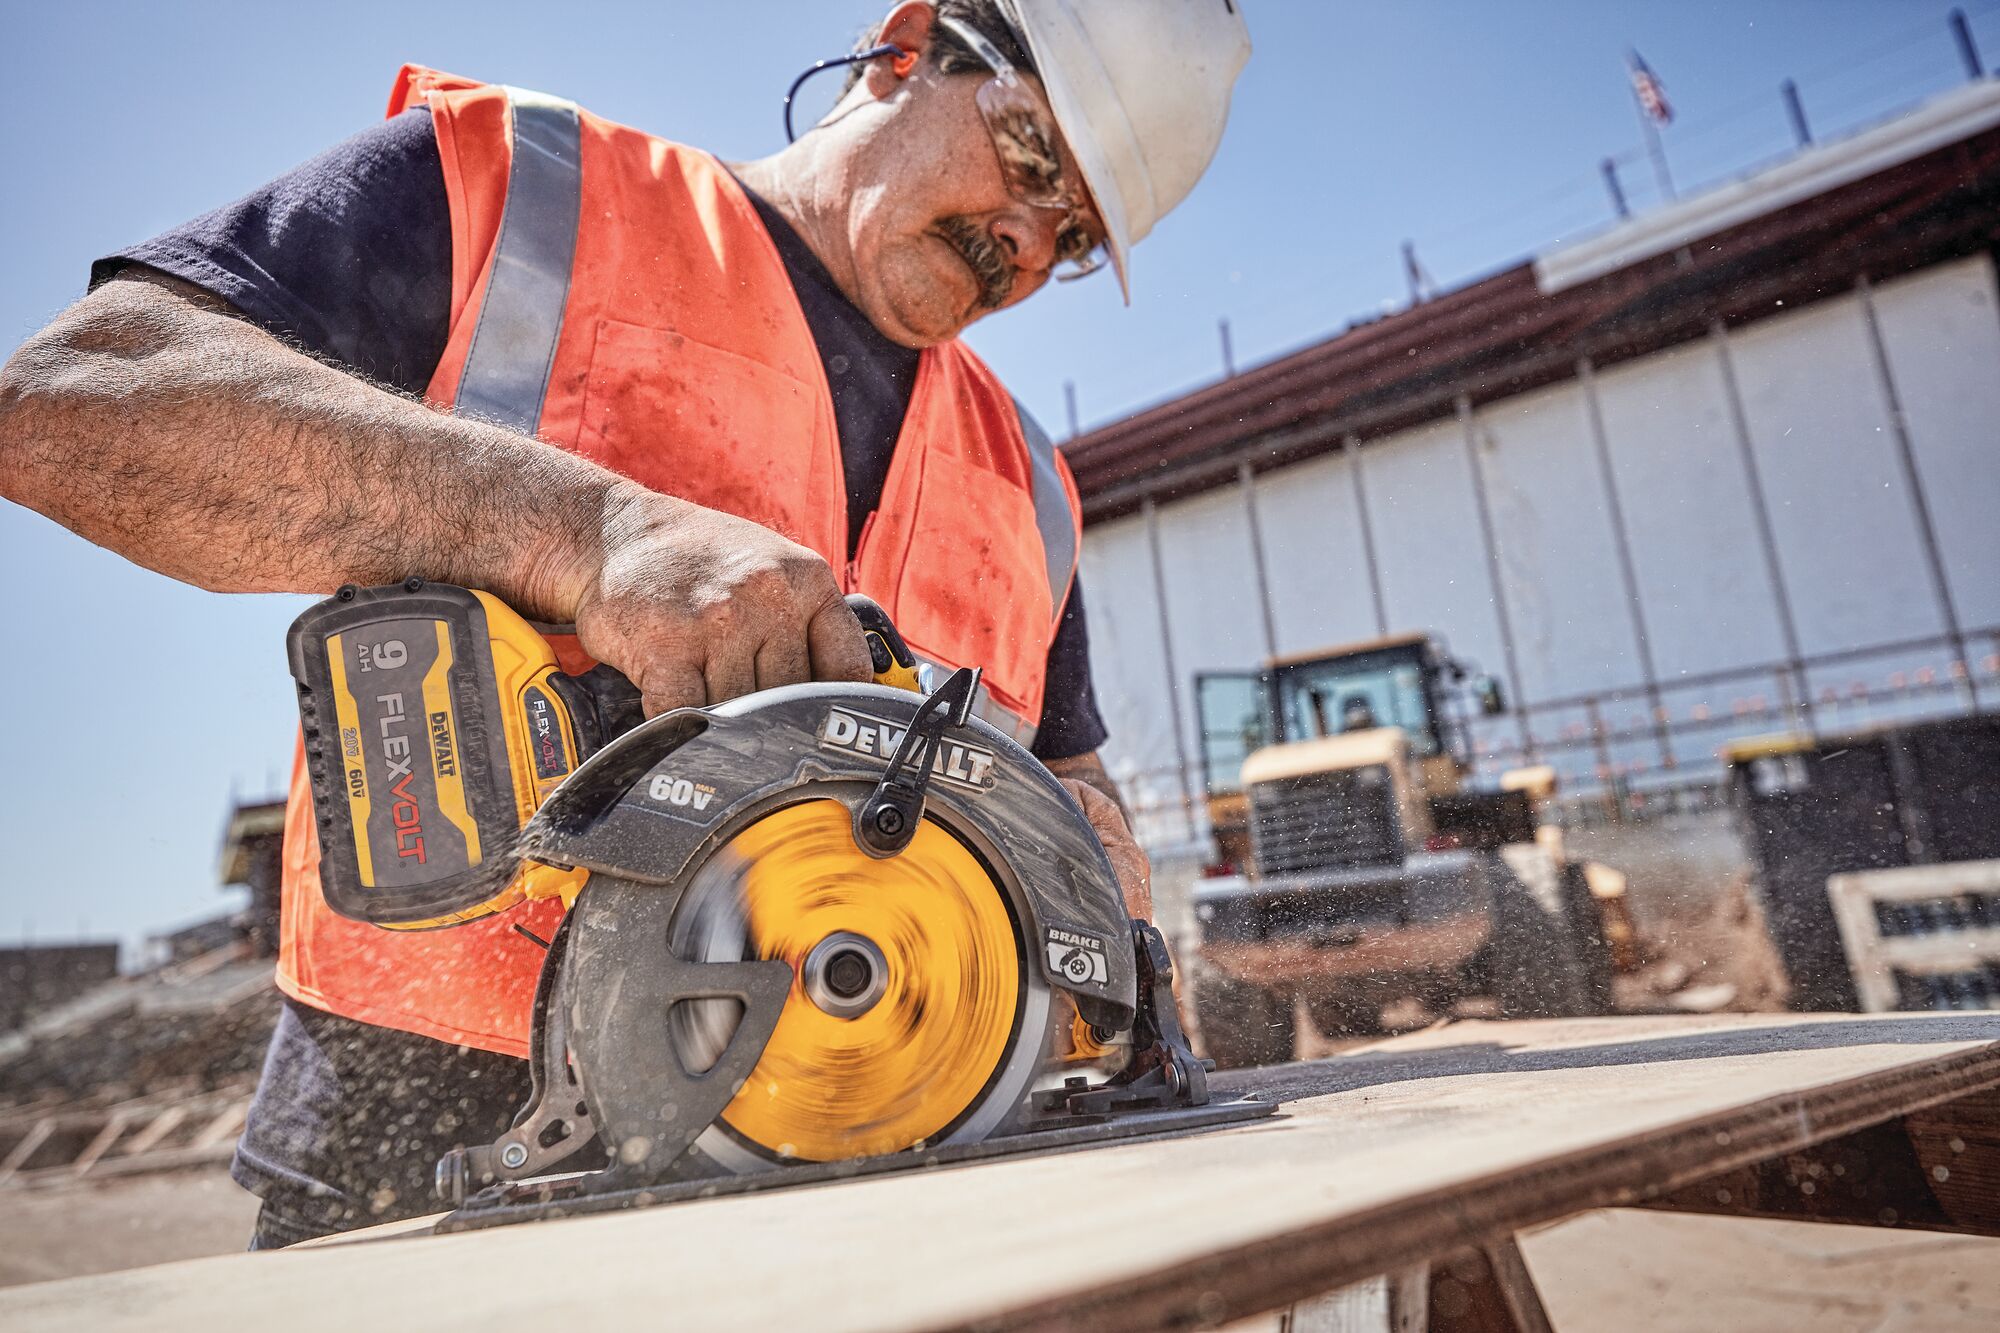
[290,581,914,929]
[288,581,600,928]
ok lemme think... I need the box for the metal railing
[1111,626,2000,850]
[1464,626,2000,811]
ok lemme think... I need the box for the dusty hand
[1060,778,1152,922]
[563,487,874,715]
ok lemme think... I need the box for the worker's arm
[0,271,872,711]
[1045,750,1152,921]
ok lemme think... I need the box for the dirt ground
[1612,871,1792,1015]
[0,1167,258,1288]
[1280,811,1789,1059]
[1222,1210,2000,1331]
[1522,1208,2000,1331]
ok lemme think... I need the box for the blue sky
[3,0,1995,952]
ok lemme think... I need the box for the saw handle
[539,593,919,705]
[846,594,924,693]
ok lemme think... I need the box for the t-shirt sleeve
[1031,576,1110,762]
[90,107,452,398]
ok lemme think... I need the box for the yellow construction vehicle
[1189,634,1630,1066]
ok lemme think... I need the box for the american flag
[1629,50,1673,125]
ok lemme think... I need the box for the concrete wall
[1252,448,1377,654]
[1590,336,1791,680]
[1082,253,2000,843]
[0,945,120,1032]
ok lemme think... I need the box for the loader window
[1195,672,1270,797]
[1274,645,1442,757]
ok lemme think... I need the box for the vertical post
[1237,461,1280,661]
[1218,318,1236,378]
[1579,357,1675,772]
[1626,50,1676,202]
[1343,434,1392,638]
[1586,697,1622,823]
[1855,274,1974,708]
[1458,395,1537,762]
[1711,319,1813,731]
[1601,157,1631,219]
[1143,496,1200,840]
[1951,8,1984,82]
[1640,112,1676,202]
[1063,381,1080,440]
[1402,240,1427,305]
[1782,79,1812,147]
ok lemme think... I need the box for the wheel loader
[1188,634,1631,1067]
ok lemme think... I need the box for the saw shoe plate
[672,799,1054,1172]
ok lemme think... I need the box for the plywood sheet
[5,1013,1997,1333]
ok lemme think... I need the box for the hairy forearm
[0,273,629,619]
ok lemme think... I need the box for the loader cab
[1197,635,1455,797]
[1196,634,1516,873]
[1274,638,1448,757]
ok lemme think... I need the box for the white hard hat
[997,0,1252,302]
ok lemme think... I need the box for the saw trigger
[845,593,927,693]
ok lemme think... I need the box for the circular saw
[288,582,1225,1214]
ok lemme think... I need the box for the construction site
[3,4,2000,1330]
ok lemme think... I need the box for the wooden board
[4,1012,1998,1333]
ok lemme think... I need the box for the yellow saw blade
[669,799,1045,1165]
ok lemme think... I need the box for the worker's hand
[566,487,874,715]
[1058,777,1152,922]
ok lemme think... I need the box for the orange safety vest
[274,65,1084,1057]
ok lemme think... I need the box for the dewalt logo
[429,710,458,778]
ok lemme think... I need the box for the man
[0,0,1249,1244]
[1341,695,1380,733]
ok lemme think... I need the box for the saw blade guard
[522,682,1138,1032]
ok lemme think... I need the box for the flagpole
[1638,105,1676,201]
[1627,50,1677,202]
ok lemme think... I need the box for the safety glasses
[935,15,1109,283]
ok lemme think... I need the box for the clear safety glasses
[935,16,1110,283]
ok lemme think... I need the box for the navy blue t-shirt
[96,109,1107,1231]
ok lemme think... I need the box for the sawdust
[1616,873,1791,1016]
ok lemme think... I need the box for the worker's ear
[862,1,937,97]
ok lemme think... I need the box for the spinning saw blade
[670,799,1053,1171]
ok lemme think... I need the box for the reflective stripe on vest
[1012,396,1079,638]
[454,88,582,433]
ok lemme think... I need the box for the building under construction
[1066,78,2000,848]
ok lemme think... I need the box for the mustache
[934,217,1014,310]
